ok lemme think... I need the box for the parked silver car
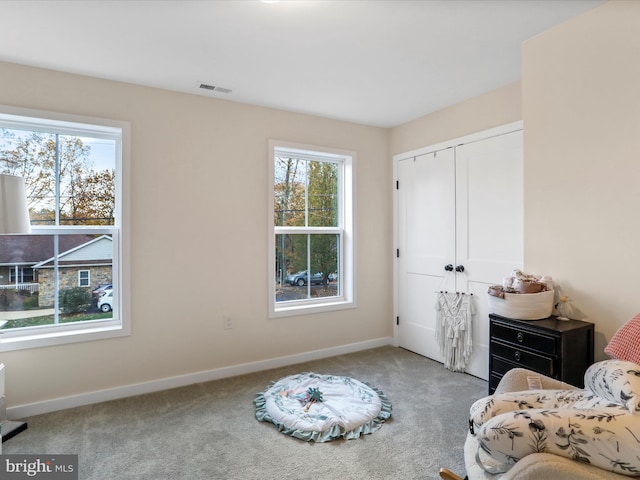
[285,271,324,286]
[92,283,112,298]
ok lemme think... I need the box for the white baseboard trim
[8,337,393,419]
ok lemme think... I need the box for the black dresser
[489,314,594,394]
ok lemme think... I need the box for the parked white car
[97,289,113,312]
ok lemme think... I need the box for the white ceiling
[1,0,605,128]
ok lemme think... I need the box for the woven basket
[488,289,554,320]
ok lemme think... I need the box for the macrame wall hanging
[435,291,475,372]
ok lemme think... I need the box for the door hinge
[396,248,400,258]
[396,316,400,326]
[396,180,399,190]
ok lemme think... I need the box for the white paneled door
[395,126,523,380]
[397,148,455,365]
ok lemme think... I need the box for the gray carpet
[3,346,487,479]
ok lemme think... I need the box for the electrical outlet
[223,312,233,330]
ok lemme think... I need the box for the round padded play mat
[254,372,392,442]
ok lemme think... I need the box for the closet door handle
[455,265,465,273]
[444,264,454,272]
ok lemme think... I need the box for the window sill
[0,322,129,352]
[270,298,357,319]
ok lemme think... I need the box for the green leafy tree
[307,161,338,285]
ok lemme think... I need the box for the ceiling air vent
[199,83,232,94]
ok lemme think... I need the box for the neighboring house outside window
[268,140,355,318]
[0,106,130,351]
[33,236,112,305]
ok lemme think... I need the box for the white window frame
[268,140,356,318]
[0,105,130,352]
[78,270,90,287]
[9,266,33,284]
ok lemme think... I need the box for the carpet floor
[3,346,487,479]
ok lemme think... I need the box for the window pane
[310,233,339,298]
[275,233,339,303]
[308,161,338,227]
[60,135,116,226]
[0,233,114,330]
[0,129,116,226]
[78,270,90,287]
[274,156,306,227]
[275,233,307,301]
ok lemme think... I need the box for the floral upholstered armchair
[440,313,640,480]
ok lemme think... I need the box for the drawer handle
[516,332,524,343]
[514,351,522,362]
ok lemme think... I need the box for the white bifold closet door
[396,127,523,380]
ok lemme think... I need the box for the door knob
[455,265,465,273]
[444,264,454,272]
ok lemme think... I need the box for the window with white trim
[268,141,355,317]
[78,270,90,287]
[0,105,129,351]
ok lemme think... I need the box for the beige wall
[0,62,392,407]
[523,0,640,359]
[389,81,522,156]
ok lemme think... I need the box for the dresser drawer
[491,322,557,355]
[491,341,555,376]
[491,355,557,381]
